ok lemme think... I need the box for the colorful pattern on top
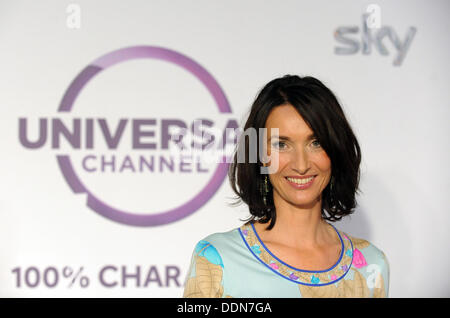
[239,222,354,286]
[183,225,389,298]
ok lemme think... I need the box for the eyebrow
[268,133,316,141]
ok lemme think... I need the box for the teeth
[287,176,314,184]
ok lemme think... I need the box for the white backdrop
[0,0,449,297]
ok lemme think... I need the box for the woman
[183,75,389,298]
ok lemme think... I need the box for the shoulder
[195,226,243,252]
[190,226,243,262]
[345,232,389,269]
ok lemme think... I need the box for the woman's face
[264,104,332,208]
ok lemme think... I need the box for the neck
[256,192,336,249]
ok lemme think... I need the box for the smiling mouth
[285,176,316,185]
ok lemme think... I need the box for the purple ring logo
[57,46,231,226]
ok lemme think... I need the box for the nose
[291,147,310,174]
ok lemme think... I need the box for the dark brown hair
[228,75,362,230]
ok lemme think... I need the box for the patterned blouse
[183,221,390,298]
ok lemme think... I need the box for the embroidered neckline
[238,222,354,286]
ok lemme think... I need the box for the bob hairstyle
[228,75,362,230]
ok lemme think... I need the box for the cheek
[277,153,290,168]
[270,152,289,175]
[314,152,332,173]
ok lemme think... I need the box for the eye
[311,139,321,148]
[272,141,286,149]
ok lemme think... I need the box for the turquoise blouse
[183,221,389,298]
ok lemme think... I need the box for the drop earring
[329,176,335,203]
[263,175,269,205]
